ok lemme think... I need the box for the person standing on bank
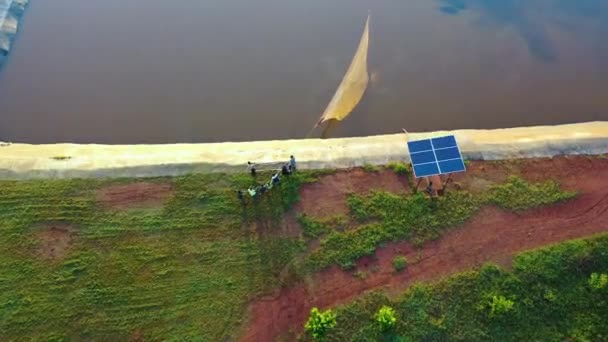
[289,155,297,172]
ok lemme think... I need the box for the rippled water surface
[1,0,607,143]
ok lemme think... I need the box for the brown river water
[0,0,607,144]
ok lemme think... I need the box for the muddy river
[0,0,607,143]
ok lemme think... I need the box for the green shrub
[485,176,576,211]
[305,307,337,339]
[543,289,557,302]
[489,295,515,316]
[588,273,608,290]
[347,195,370,221]
[392,256,408,272]
[387,161,410,175]
[363,163,380,172]
[375,305,397,331]
[298,214,330,239]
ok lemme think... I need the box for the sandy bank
[0,122,606,179]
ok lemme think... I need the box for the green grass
[305,176,576,271]
[0,171,320,340]
[485,176,577,211]
[298,214,332,239]
[0,168,581,340]
[362,163,380,173]
[321,233,608,341]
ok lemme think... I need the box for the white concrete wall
[0,122,607,180]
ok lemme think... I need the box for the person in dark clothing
[281,164,291,175]
[289,155,297,172]
[426,181,433,197]
[237,190,245,205]
[247,161,257,176]
[272,172,280,185]
[258,184,267,195]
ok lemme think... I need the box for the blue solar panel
[431,135,457,149]
[410,151,435,165]
[408,139,433,153]
[434,147,460,160]
[407,135,466,178]
[438,159,466,173]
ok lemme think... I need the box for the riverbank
[0,122,606,179]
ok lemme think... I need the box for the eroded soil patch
[97,182,173,209]
[34,223,75,261]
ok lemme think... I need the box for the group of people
[237,155,297,204]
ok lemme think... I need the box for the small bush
[543,289,557,302]
[363,163,380,173]
[392,255,408,272]
[298,214,330,239]
[305,307,337,339]
[485,176,576,211]
[375,305,397,331]
[347,195,370,221]
[387,161,410,175]
[588,273,608,290]
[489,295,515,316]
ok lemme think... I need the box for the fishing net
[317,15,370,126]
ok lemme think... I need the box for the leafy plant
[588,273,608,290]
[543,289,557,302]
[387,161,410,175]
[298,214,331,239]
[375,305,397,331]
[363,163,380,173]
[489,295,515,316]
[305,307,337,339]
[392,255,408,272]
[485,176,576,211]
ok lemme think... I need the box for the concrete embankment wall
[0,122,607,180]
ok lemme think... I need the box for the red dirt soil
[296,168,409,218]
[97,182,173,209]
[241,156,608,341]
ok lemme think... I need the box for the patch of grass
[298,214,331,239]
[386,161,410,176]
[0,170,322,340]
[323,233,608,341]
[305,177,575,271]
[485,176,577,211]
[297,214,347,239]
[363,163,380,173]
[393,255,408,272]
[306,191,479,271]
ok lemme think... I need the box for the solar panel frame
[407,135,466,178]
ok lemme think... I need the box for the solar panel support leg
[414,177,423,194]
[441,173,453,194]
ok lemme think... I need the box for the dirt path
[96,182,173,209]
[241,157,608,341]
